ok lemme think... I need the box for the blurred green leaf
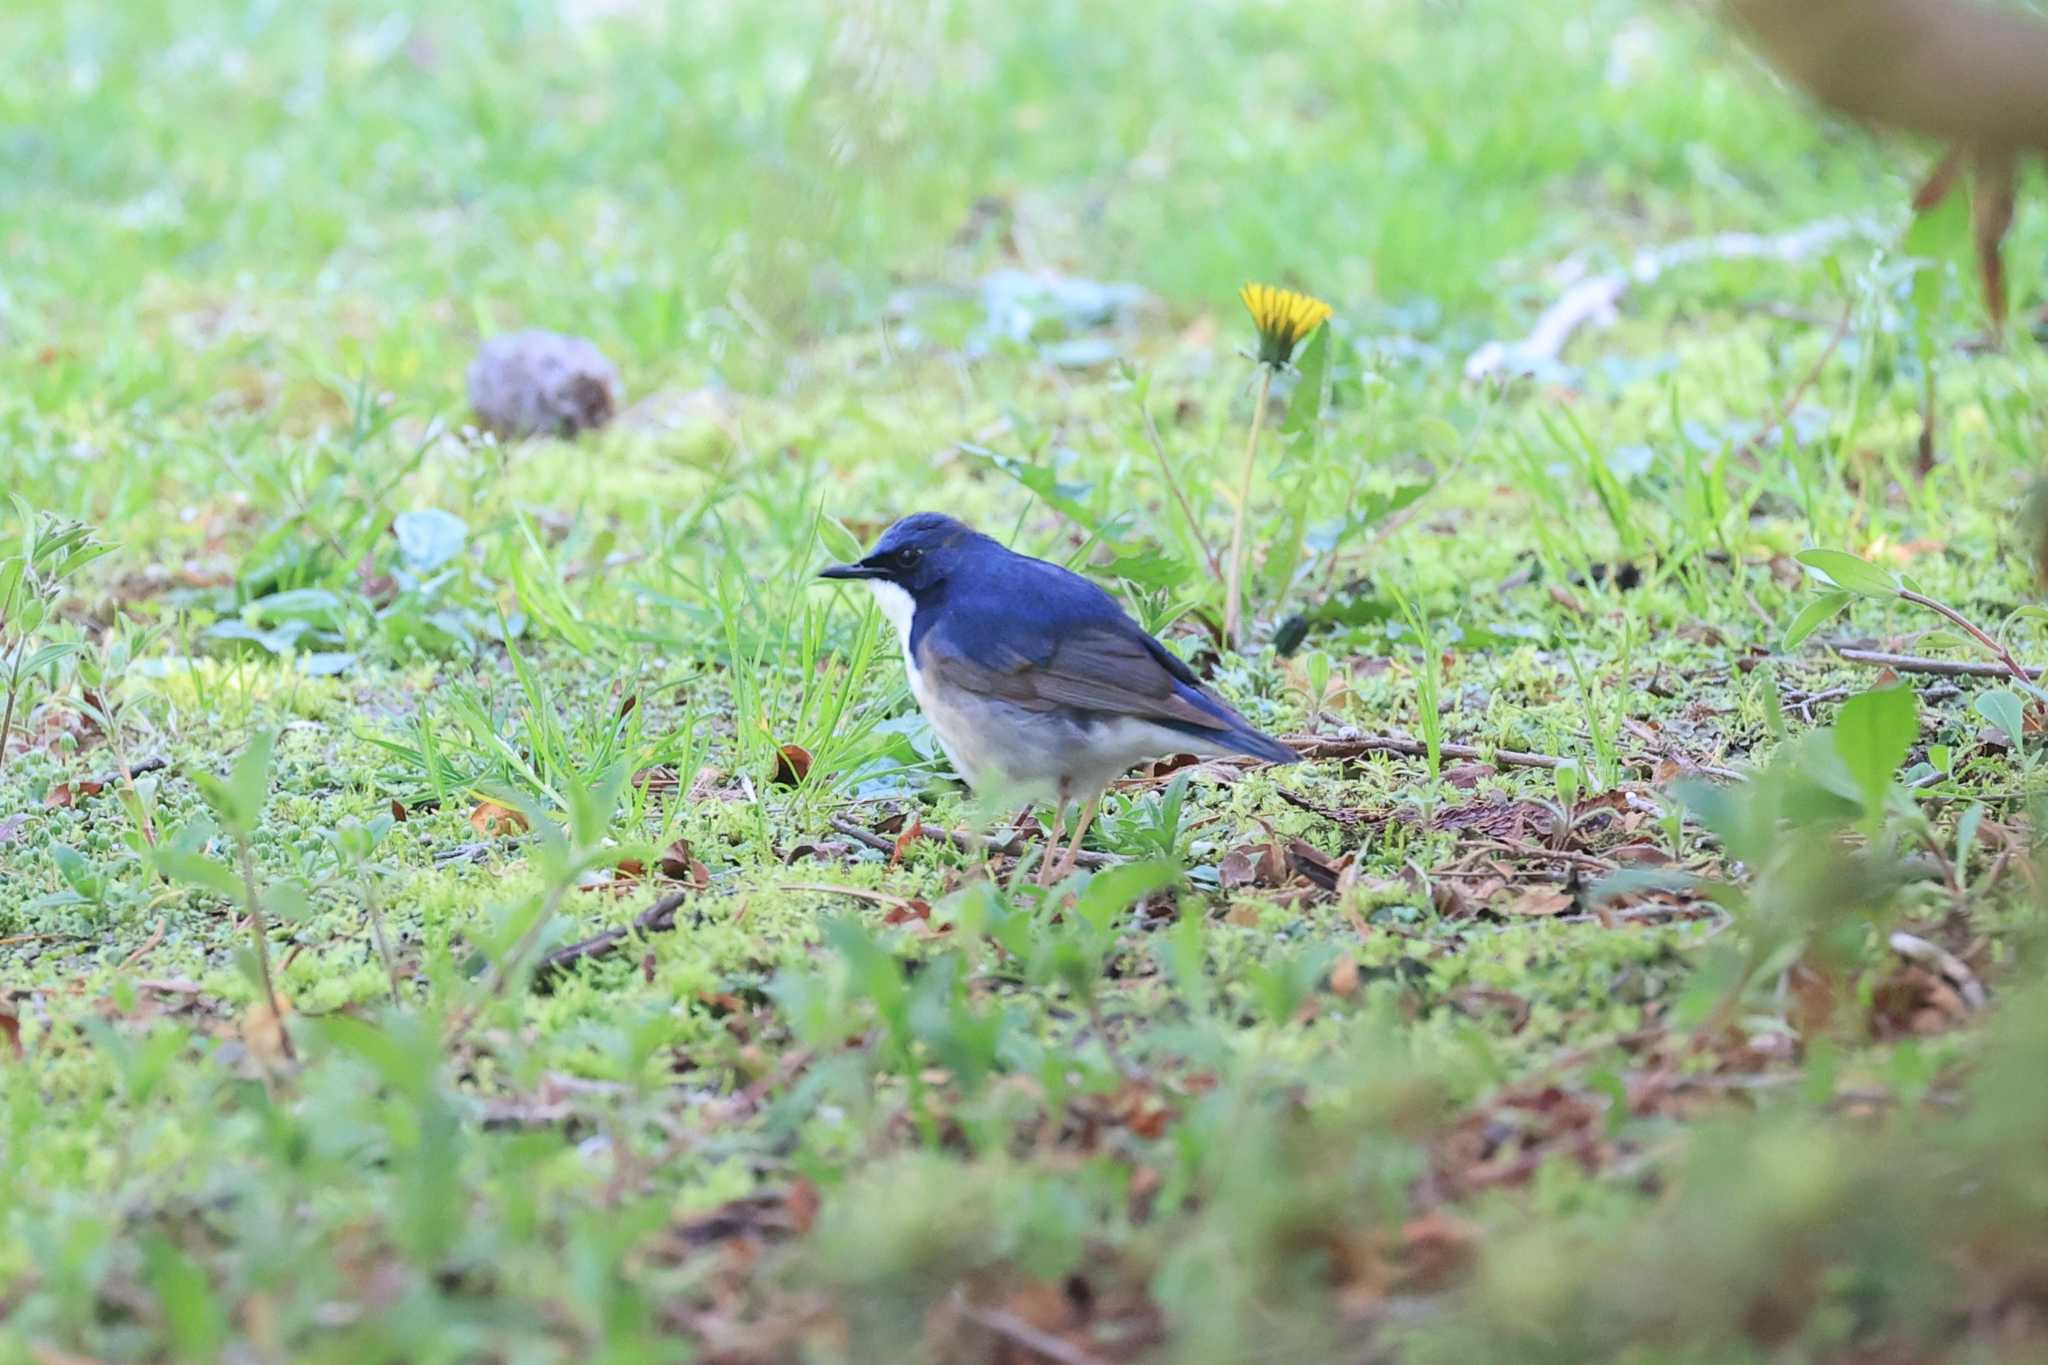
[393,508,469,573]
[143,1236,227,1361]
[817,513,864,563]
[223,729,277,833]
[1975,688,2027,749]
[1795,549,1899,598]
[154,845,241,900]
[1073,859,1179,934]
[1834,686,1916,817]
[1782,590,1850,649]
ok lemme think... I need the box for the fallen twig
[776,882,923,912]
[955,1297,1108,1365]
[116,918,167,972]
[826,817,897,856]
[103,754,168,785]
[533,890,693,987]
[1894,591,2041,690]
[1286,733,1569,770]
[940,823,1118,869]
[1834,647,2041,681]
[1464,219,1854,381]
[828,814,1117,869]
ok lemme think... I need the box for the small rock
[466,329,620,438]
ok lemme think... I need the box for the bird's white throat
[863,578,942,729]
[863,579,918,658]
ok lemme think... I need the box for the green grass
[5,0,2048,1360]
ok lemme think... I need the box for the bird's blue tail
[1227,723,1300,766]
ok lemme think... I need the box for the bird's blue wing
[917,553,1296,762]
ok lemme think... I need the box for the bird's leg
[1051,798,1100,881]
[1036,797,1069,888]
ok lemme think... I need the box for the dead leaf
[1431,878,1474,919]
[1329,956,1361,998]
[43,780,104,808]
[658,838,711,887]
[882,899,933,926]
[0,1006,22,1061]
[1393,1213,1480,1293]
[633,765,679,792]
[770,743,812,787]
[469,801,528,838]
[1443,761,1495,789]
[1220,842,1287,889]
[1871,962,1973,1039]
[1110,1083,1175,1140]
[390,799,408,822]
[1548,585,1588,615]
[1506,886,1574,917]
[785,1178,820,1236]
[1787,963,1838,1038]
[891,813,924,866]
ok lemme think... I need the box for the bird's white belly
[862,579,1215,802]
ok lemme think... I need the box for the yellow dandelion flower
[1240,282,1333,369]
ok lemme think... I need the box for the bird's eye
[896,547,923,568]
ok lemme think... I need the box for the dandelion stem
[1225,366,1274,649]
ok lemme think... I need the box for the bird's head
[818,512,989,596]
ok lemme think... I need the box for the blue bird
[820,513,1298,882]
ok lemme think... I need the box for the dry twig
[532,890,693,986]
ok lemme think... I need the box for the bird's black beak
[818,560,884,581]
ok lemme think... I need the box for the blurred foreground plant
[1725,0,2048,327]
[0,499,110,769]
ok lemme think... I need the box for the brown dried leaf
[0,1006,22,1061]
[1548,585,1588,615]
[657,838,711,888]
[1506,886,1574,917]
[1871,963,1972,1039]
[770,743,812,787]
[785,1178,820,1236]
[1110,1083,1175,1140]
[633,764,679,792]
[891,813,924,867]
[1431,878,1474,920]
[469,801,529,838]
[1220,842,1287,889]
[44,780,104,808]
[1393,1213,1480,1293]
[1225,901,1264,927]
[1443,761,1495,789]
[1329,956,1361,998]
[881,899,933,926]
